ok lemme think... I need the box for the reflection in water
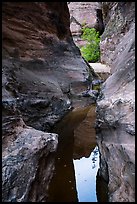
[91,147,99,169]
[96,169,109,202]
[47,156,78,202]
[73,105,96,159]
[47,105,100,202]
[47,112,78,202]
[73,146,99,202]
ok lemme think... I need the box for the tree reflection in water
[91,146,99,169]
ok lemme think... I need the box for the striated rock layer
[96,2,135,202]
[2,2,98,202]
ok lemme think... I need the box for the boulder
[2,99,58,202]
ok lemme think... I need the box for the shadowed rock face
[96,2,135,202]
[2,2,98,131]
[2,2,98,202]
[2,2,71,59]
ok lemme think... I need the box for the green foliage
[80,27,100,62]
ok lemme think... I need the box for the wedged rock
[96,2,135,202]
[89,63,111,81]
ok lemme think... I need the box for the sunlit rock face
[68,2,104,48]
[96,2,135,202]
[2,2,98,202]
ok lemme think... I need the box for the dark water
[47,105,108,202]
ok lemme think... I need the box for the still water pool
[73,146,99,202]
[47,105,107,202]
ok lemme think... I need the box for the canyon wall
[68,2,104,48]
[96,2,135,202]
[2,2,98,202]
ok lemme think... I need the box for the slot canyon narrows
[2,2,135,203]
[47,105,107,202]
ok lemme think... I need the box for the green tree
[80,27,100,62]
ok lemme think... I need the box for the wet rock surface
[96,2,135,202]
